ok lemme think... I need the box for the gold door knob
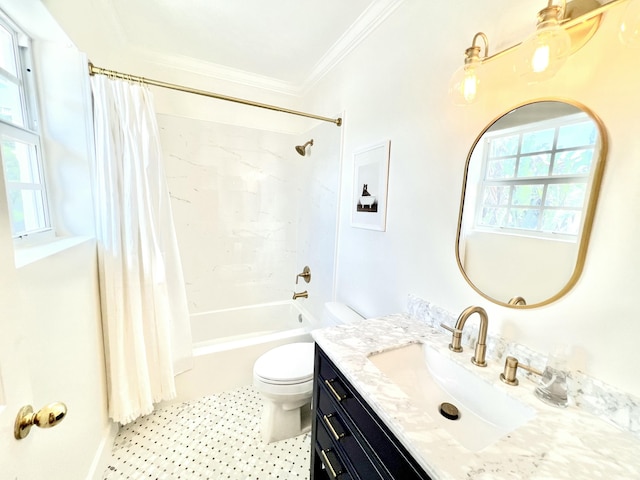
[14,402,67,439]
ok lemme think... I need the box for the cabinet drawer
[316,398,384,480]
[315,419,354,480]
[315,346,430,480]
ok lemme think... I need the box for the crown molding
[301,0,406,93]
[122,0,406,97]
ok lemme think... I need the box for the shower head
[295,139,314,156]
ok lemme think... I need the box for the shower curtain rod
[88,63,342,127]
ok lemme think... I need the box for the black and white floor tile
[102,385,310,479]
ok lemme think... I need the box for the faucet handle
[500,356,543,386]
[296,266,311,284]
[439,323,462,334]
[440,323,464,352]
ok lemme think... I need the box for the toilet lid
[254,342,315,384]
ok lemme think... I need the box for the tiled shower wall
[294,120,342,320]
[159,115,340,317]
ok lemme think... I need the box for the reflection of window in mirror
[470,113,596,242]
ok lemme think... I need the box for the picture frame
[351,140,391,231]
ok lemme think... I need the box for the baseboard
[85,421,118,480]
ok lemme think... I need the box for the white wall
[36,42,96,237]
[462,231,577,303]
[303,0,640,398]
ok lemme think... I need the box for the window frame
[473,112,596,242]
[0,11,52,240]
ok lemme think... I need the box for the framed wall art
[351,140,390,231]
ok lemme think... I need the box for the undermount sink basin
[367,342,536,452]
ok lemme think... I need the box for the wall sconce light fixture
[448,32,489,105]
[449,0,628,104]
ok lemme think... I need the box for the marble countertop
[312,313,640,480]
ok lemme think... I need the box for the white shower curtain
[91,75,192,425]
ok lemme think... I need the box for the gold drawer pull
[324,378,347,402]
[323,413,345,441]
[320,448,343,479]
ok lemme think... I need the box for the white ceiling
[44,0,405,94]
[39,0,616,96]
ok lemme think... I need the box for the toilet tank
[322,302,364,326]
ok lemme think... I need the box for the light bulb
[517,4,571,83]
[449,63,482,105]
[531,44,550,73]
[462,68,478,102]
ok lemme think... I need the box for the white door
[0,197,33,478]
[0,184,67,479]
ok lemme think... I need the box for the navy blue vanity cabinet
[311,344,431,480]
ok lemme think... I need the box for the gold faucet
[292,290,308,300]
[508,296,527,306]
[442,306,489,367]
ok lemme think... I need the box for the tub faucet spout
[292,290,308,300]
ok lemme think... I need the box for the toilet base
[260,399,311,444]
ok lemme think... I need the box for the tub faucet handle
[296,266,311,284]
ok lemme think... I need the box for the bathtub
[172,301,318,403]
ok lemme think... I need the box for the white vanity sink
[367,342,536,452]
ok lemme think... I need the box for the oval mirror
[456,100,607,308]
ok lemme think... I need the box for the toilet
[252,302,363,443]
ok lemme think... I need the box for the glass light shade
[517,22,571,82]
[449,61,484,106]
[620,0,640,48]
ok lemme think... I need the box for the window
[475,112,597,241]
[0,14,50,238]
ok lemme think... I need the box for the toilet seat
[253,342,314,385]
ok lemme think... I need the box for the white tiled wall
[294,121,342,320]
[159,115,340,317]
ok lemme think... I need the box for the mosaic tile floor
[102,385,310,479]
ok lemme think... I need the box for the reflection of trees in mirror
[476,112,595,240]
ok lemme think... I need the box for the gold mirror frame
[455,98,607,308]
